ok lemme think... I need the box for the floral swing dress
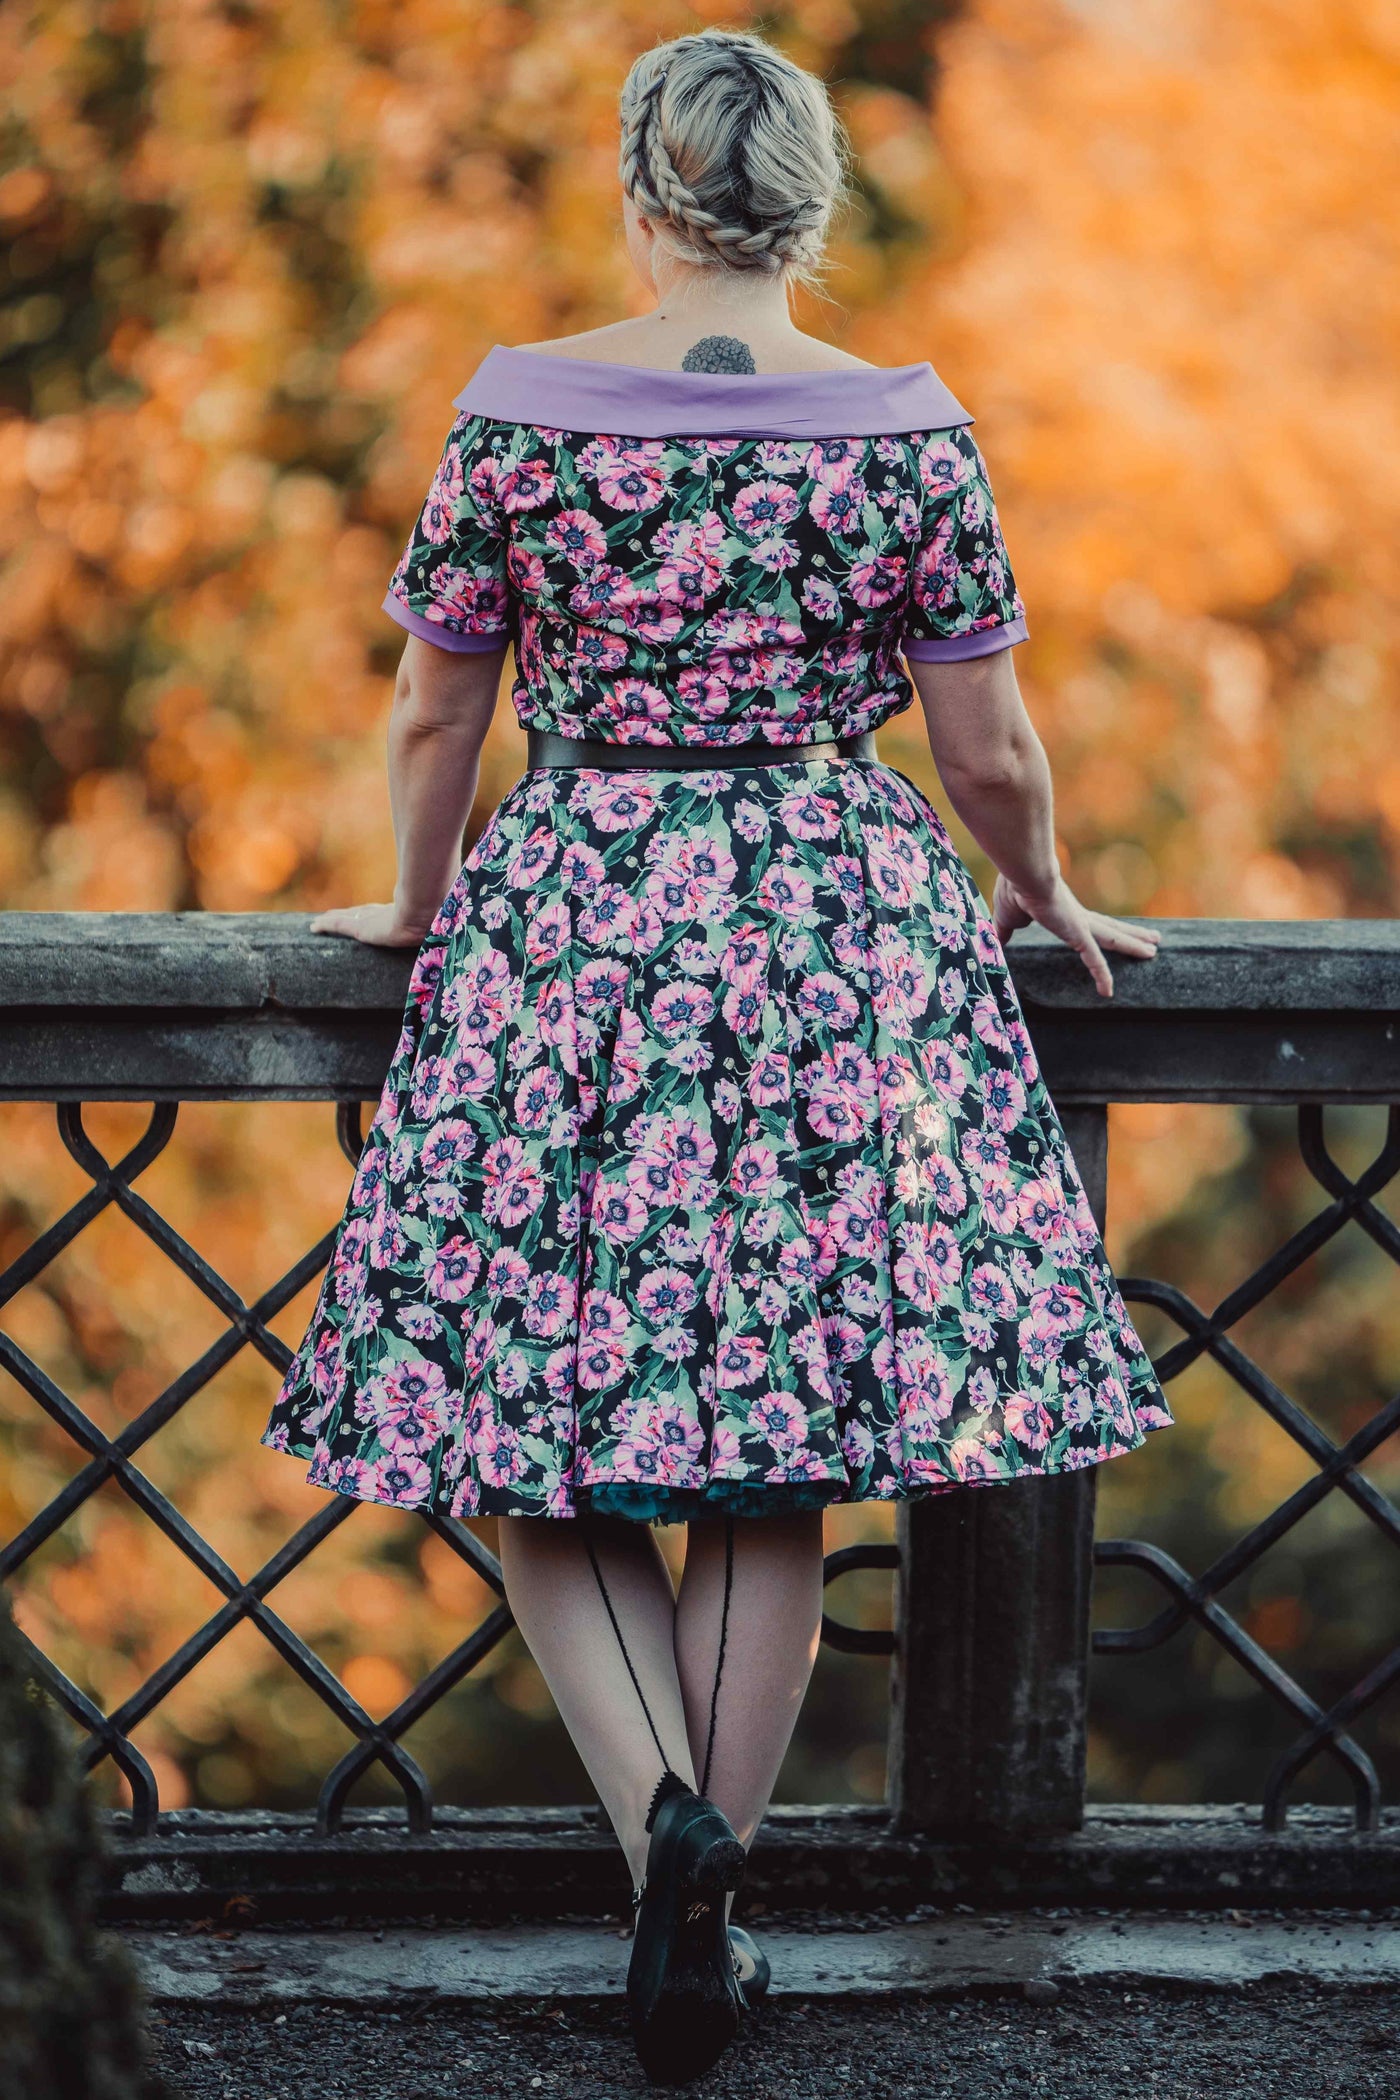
[262,345,1173,1523]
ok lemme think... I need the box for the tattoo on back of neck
[681,335,757,374]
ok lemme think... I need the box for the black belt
[526,726,877,771]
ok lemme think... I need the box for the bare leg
[673,1512,826,1848]
[496,1513,696,1890]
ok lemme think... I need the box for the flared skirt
[262,754,1172,1521]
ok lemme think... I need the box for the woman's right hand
[991,871,1161,999]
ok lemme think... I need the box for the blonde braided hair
[618,30,850,282]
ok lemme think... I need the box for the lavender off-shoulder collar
[451,344,975,440]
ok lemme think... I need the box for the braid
[618,35,835,277]
[617,64,670,222]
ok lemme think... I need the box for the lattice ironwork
[0,1100,516,1836]
[820,1543,899,1655]
[1099,1104,1400,1832]
[0,1100,878,1833]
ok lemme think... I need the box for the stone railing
[2,913,1399,1919]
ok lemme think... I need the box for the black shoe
[627,1772,747,2086]
[728,1924,770,2009]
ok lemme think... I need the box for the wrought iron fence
[1099,1103,1400,1832]
[1,911,1398,1847]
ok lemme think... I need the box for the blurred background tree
[0,1589,167,2095]
[1,0,1398,1821]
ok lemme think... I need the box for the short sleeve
[901,425,1029,661]
[381,411,515,653]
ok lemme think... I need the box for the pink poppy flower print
[365,1453,433,1506]
[421,447,464,544]
[849,551,907,607]
[568,564,641,623]
[481,1136,545,1229]
[441,947,513,1043]
[547,508,608,566]
[578,438,667,512]
[651,982,717,1041]
[894,1222,963,1311]
[797,971,859,1035]
[497,455,556,512]
[915,433,976,501]
[864,825,931,909]
[775,785,841,841]
[590,1184,648,1245]
[625,1112,717,1209]
[1004,1389,1056,1451]
[654,513,728,605]
[755,860,815,919]
[636,1268,699,1325]
[716,1335,767,1389]
[425,1237,483,1300]
[801,1047,878,1142]
[479,1417,528,1487]
[265,410,1169,1521]
[808,472,867,536]
[523,1268,576,1338]
[615,1399,704,1484]
[575,1289,635,1392]
[732,480,800,537]
[748,1391,809,1452]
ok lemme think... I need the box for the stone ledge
[3,912,1397,1013]
[6,914,1398,1101]
[124,1911,1400,2010]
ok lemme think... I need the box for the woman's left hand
[310,903,432,948]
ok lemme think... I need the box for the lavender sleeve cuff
[902,614,1029,662]
[381,593,512,653]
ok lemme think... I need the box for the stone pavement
[146,1979,1400,2100]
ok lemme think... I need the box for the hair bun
[618,30,850,284]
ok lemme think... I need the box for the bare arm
[312,633,508,947]
[906,647,1160,997]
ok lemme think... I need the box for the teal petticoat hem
[583,1479,846,1524]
